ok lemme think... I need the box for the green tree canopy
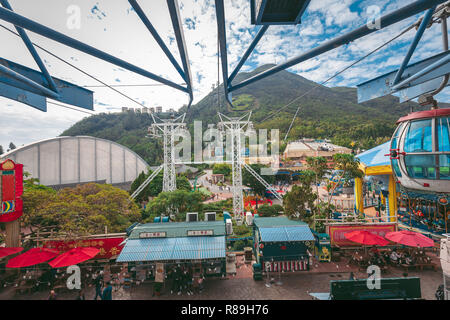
[22,182,141,238]
[283,175,317,222]
[144,189,204,222]
[242,164,275,196]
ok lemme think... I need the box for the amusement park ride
[1,0,450,277]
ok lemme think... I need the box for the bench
[401,263,437,272]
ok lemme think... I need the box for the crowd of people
[166,265,204,296]
[350,246,433,268]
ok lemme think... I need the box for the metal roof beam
[228,25,269,84]
[215,0,232,105]
[0,6,188,93]
[230,0,447,92]
[0,0,58,93]
[357,51,450,103]
[128,0,186,81]
[166,0,194,107]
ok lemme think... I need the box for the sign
[327,224,397,247]
[139,231,167,238]
[155,262,165,283]
[187,230,213,236]
[43,237,125,259]
[0,159,23,222]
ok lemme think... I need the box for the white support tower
[218,112,252,222]
[148,113,187,192]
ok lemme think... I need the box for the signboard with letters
[327,223,397,247]
[187,230,213,236]
[0,159,23,223]
[139,232,167,238]
[43,237,125,259]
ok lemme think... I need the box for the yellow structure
[355,142,397,222]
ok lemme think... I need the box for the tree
[257,204,283,217]
[0,145,3,154]
[283,175,317,223]
[8,142,16,151]
[306,156,329,198]
[242,164,275,196]
[130,170,191,203]
[145,190,204,221]
[212,163,231,177]
[22,182,141,238]
[327,153,363,204]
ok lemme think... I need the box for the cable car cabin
[250,0,310,25]
[252,216,315,273]
[390,108,450,194]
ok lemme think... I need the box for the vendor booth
[252,216,315,274]
[117,220,227,286]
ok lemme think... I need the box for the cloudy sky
[0,0,449,149]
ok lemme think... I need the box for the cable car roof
[396,108,450,124]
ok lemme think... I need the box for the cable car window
[391,122,405,150]
[405,155,436,179]
[439,155,450,180]
[404,119,432,153]
[437,117,450,152]
[392,159,402,177]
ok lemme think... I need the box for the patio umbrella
[385,230,434,247]
[0,247,23,259]
[6,247,59,268]
[49,247,100,268]
[344,230,389,246]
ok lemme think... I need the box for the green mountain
[62,64,447,164]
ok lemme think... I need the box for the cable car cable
[0,23,156,112]
[261,21,420,126]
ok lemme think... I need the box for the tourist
[48,290,57,300]
[76,289,85,300]
[390,249,401,265]
[93,272,103,300]
[349,272,356,280]
[102,281,113,300]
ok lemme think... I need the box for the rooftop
[129,220,226,239]
[253,216,308,228]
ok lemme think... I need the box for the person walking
[93,272,103,300]
[48,290,57,300]
[101,281,113,300]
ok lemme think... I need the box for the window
[437,117,450,152]
[439,155,450,180]
[405,155,436,179]
[404,119,432,153]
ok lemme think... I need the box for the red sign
[327,224,397,247]
[43,237,125,259]
[0,159,23,223]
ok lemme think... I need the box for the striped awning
[259,226,314,242]
[116,236,226,262]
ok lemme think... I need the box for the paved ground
[1,253,443,300]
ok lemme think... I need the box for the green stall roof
[253,216,308,228]
[129,220,226,239]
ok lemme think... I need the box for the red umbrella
[6,248,59,268]
[0,247,23,259]
[385,230,434,247]
[49,247,100,268]
[344,230,389,246]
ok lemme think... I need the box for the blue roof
[259,226,314,242]
[356,141,391,167]
[116,236,226,262]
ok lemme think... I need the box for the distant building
[150,107,155,113]
[156,106,163,113]
[142,107,148,113]
[283,139,351,168]
[122,107,128,112]
[0,136,149,190]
